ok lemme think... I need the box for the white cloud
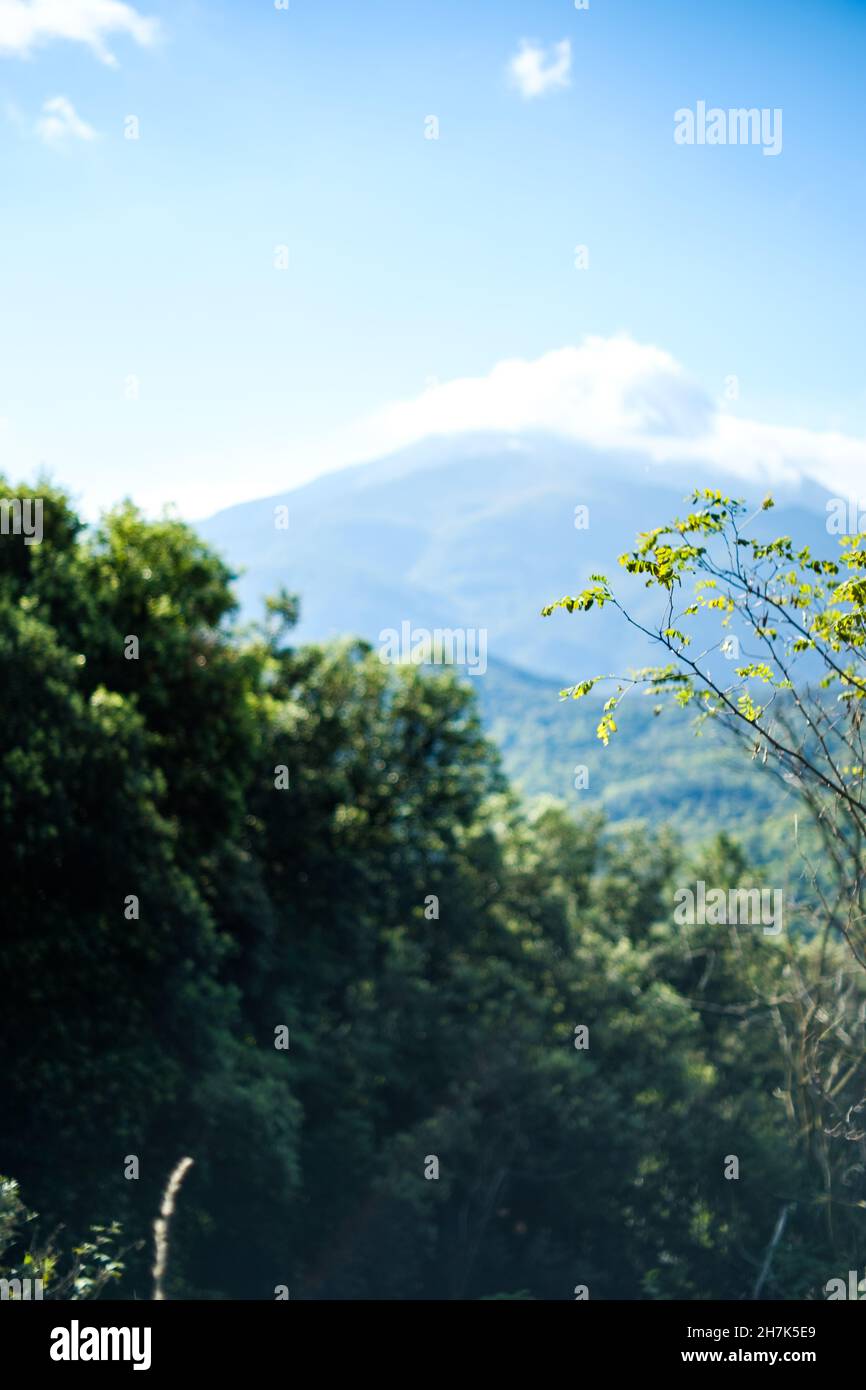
[9,335,863,524]
[0,0,158,67]
[347,335,866,500]
[508,38,571,99]
[36,94,96,142]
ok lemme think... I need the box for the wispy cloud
[0,0,158,67]
[36,95,97,143]
[507,38,571,100]
[347,335,866,499]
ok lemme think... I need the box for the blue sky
[0,0,864,517]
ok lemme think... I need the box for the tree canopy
[1,481,864,1299]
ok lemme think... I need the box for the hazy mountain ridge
[198,432,834,851]
[199,431,835,679]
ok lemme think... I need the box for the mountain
[476,655,800,863]
[197,431,834,855]
[197,431,834,680]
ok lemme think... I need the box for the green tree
[543,487,866,1274]
[2,478,860,1300]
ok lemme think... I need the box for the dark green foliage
[1,480,863,1300]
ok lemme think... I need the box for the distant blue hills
[198,431,834,679]
[197,431,835,854]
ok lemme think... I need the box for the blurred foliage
[0,480,863,1299]
[0,1176,129,1299]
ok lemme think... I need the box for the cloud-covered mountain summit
[199,430,833,681]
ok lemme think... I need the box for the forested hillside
[2,482,864,1301]
[476,657,798,863]
[197,436,831,868]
